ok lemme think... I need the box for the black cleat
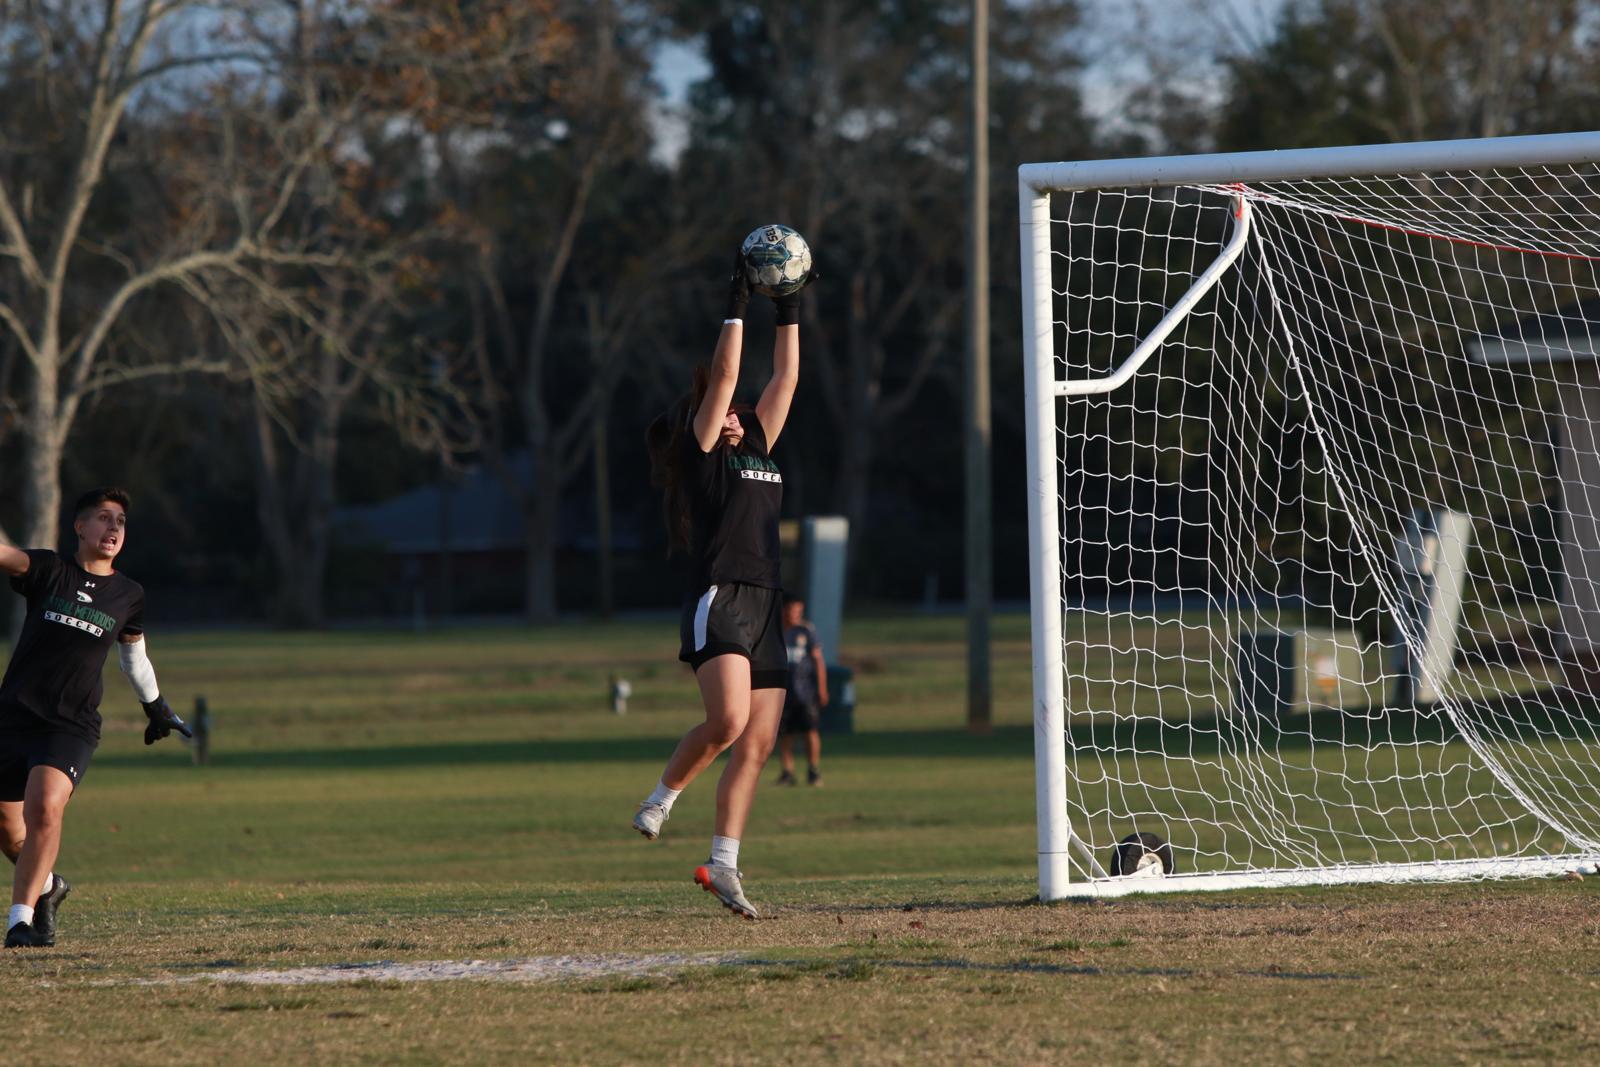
[5,921,46,948]
[776,770,797,786]
[32,875,70,946]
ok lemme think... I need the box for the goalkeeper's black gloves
[142,696,192,746]
[725,252,752,322]
[772,266,817,327]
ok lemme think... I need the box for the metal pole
[965,0,992,733]
[1020,181,1070,901]
[1018,129,1600,193]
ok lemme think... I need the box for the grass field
[2,614,1597,1065]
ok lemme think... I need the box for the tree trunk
[276,558,326,629]
[594,410,614,619]
[22,356,63,550]
[248,389,340,630]
[524,469,561,624]
[834,410,876,547]
[11,356,64,642]
[524,492,563,627]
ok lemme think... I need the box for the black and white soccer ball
[1108,831,1176,878]
[740,223,813,297]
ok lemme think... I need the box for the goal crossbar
[1020,130,1600,195]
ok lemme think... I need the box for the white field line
[120,952,746,987]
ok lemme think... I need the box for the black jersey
[1,550,145,743]
[784,622,822,704]
[683,411,783,589]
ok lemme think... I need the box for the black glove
[772,266,816,327]
[725,251,751,321]
[142,696,192,745]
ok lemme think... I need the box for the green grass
[0,614,1596,1064]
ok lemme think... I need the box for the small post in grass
[191,695,211,765]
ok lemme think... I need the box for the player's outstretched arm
[0,543,29,577]
[756,269,811,449]
[693,255,749,452]
[117,634,192,745]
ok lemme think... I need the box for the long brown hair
[646,364,711,553]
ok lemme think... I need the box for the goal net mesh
[1051,163,1600,881]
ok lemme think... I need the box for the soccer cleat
[633,801,670,840]
[694,864,759,920]
[5,922,46,949]
[32,875,71,946]
[775,770,797,786]
[807,768,823,787]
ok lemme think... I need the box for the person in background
[776,596,828,787]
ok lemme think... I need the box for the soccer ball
[1108,831,1175,878]
[741,224,813,297]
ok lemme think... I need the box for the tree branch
[127,48,272,88]
[552,384,604,466]
[83,356,234,393]
[0,178,43,289]
[63,244,252,408]
[43,0,130,297]
[0,300,42,370]
[878,301,959,424]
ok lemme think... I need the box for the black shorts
[679,582,788,690]
[0,731,96,801]
[780,699,821,735]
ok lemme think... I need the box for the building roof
[334,453,642,555]
[1471,296,1600,365]
[335,455,533,554]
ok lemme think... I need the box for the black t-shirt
[684,411,783,590]
[1,550,146,742]
[785,622,822,704]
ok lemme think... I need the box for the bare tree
[0,0,563,631]
[0,2,312,641]
[453,0,682,622]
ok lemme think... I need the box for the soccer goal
[1020,131,1600,899]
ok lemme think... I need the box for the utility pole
[966,0,992,733]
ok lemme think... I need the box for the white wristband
[723,318,743,326]
[118,637,161,703]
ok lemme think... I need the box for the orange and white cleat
[694,864,759,920]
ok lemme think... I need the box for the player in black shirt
[633,253,812,919]
[0,487,190,948]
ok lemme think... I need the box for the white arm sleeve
[118,637,161,703]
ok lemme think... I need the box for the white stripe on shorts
[692,585,719,651]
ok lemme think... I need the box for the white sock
[40,872,52,891]
[8,904,33,929]
[645,781,682,810]
[709,835,740,869]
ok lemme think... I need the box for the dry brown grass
[2,877,1596,1065]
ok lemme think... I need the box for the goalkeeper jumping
[0,488,190,948]
[633,247,814,919]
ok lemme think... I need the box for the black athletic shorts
[780,699,821,735]
[678,582,788,690]
[0,731,96,801]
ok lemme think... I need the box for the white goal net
[1020,133,1600,898]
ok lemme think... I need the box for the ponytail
[646,365,712,553]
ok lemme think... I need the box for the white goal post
[1020,132,1600,900]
